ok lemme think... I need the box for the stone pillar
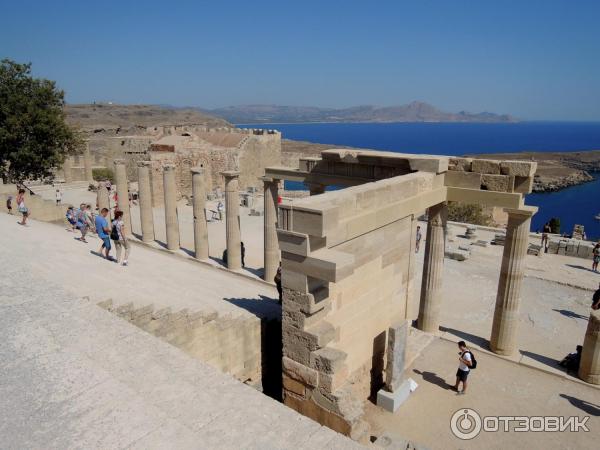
[490,207,537,355]
[579,309,600,384]
[137,161,154,243]
[191,167,209,260]
[163,164,180,251]
[385,321,408,392]
[307,182,325,196]
[97,181,110,215]
[83,141,93,182]
[222,171,241,270]
[113,159,131,235]
[417,202,447,333]
[63,156,73,183]
[263,176,280,282]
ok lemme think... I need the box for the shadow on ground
[413,369,454,391]
[439,326,489,348]
[559,393,600,416]
[552,308,589,321]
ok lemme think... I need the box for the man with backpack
[453,340,476,395]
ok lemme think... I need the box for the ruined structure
[261,150,538,438]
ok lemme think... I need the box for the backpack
[110,221,120,241]
[464,351,477,370]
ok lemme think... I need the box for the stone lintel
[281,248,355,283]
[446,186,522,209]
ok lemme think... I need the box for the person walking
[75,203,90,243]
[274,263,283,304]
[15,188,29,226]
[592,282,600,310]
[111,210,131,266]
[541,222,551,252]
[592,243,600,272]
[6,195,13,214]
[95,207,112,260]
[65,206,77,231]
[453,341,474,395]
[241,241,246,268]
[55,188,62,205]
[415,225,422,253]
[217,201,224,221]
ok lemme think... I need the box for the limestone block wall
[446,157,537,194]
[278,171,447,438]
[0,190,65,222]
[238,133,281,189]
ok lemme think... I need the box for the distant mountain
[207,101,517,124]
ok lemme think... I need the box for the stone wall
[278,171,446,439]
[0,188,65,222]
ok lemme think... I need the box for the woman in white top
[16,188,29,226]
[111,210,131,266]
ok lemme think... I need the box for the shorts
[456,368,470,382]
[101,237,111,250]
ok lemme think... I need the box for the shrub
[92,168,114,183]
[447,202,493,226]
[549,217,561,234]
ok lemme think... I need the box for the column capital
[504,205,538,218]
[113,158,126,166]
[163,164,176,172]
[137,160,152,168]
[260,175,280,183]
[191,167,205,175]
[221,170,240,178]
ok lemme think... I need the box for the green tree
[447,201,493,226]
[0,59,81,182]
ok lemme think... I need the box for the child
[6,196,13,214]
[65,206,77,231]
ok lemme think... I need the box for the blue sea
[238,122,600,239]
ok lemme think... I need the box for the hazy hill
[208,101,517,124]
[66,104,231,132]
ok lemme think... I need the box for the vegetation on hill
[447,202,493,226]
[0,59,81,182]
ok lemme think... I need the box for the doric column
[307,182,326,196]
[262,176,280,281]
[579,309,600,384]
[84,141,94,182]
[63,156,73,183]
[137,161,154,243]
[97,181,110,216]
[417,202,447,333]
[113,159,131,234]
[222,171,241,270]
[490,206,537,355]
[191,167,209,260]
[163,164,180,251]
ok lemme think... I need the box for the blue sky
[2,0,599,120]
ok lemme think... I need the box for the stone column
[490,207,537,355]
[137,161,154,243]
[63,156,73,183]
[262,176,280,282]
[579,309,600,385]
[417,202,447,333]
[191,167,209,260]
[113,159,131,234]
[97,181,110,215]
[222,171,241,270]
[83,141,93,182]
[163,164,180,251]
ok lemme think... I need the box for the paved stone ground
[0,214,361,449]
[365,338,600,450]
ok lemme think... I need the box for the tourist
[55,188,62,205]
[84,204,95,234]
[217,201,224,220]
[541,222,551,252]
[65,206,77,231]
[592,243,600,272]
[241,241,246,267]
[15,188,29,226]
[6,195,12,214]
[274,263,283,304]
[453,341,474,395]
[111,210,131,266]
[592,282,600,310]
[95,207,112,260]
[75,203,90,243]
[415,225,422,253]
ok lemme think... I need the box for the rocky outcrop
[532,170,594,192]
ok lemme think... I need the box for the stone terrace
[0,213,361,449]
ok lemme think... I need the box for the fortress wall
[238,133,282,190]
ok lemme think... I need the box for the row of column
[106,160,282,281]
[417,202,537,357]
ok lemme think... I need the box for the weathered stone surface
[472,158,501,174]
[310,347,348,374]
[283,357,319,387]
[283,375,307,397]
[385,321,408,392]
[500,160,537,177]
[513,175,534,194]
[444,248,469,261]
[448,157,472,171]
[444,171,482,189]
[481,174,512,192]
[579,309,600,385]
